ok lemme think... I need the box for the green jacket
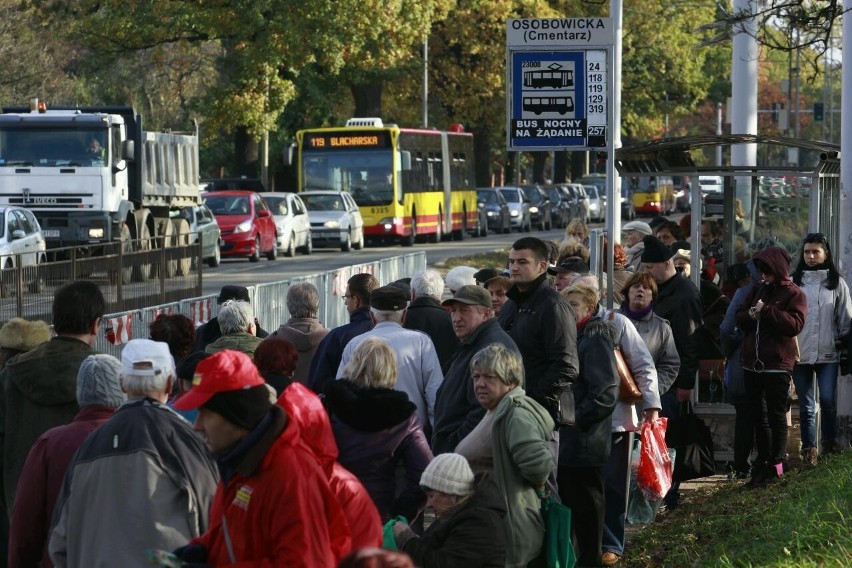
[491,386,554,567]
[0,336,93,514]
[204,331,263,358]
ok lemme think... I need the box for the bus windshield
[302,151,395,206]
[0,127,108,167]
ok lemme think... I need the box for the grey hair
[574,274,599,291]
[121,365,174,396]
[286,282,320,318]
[411,269,445,299]
[344,337,398,388]
[218,300,254,333]
[469,343,524,388]
[370,307,405,322]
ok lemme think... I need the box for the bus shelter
[613,134,840,461]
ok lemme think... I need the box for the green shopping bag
[541,496,576,568]
[381,515,408,550]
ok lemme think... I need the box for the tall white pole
[604,0,623,309]
[731,1,758,210]
[423,36,429,128]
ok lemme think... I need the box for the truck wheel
[172,218,192,276]
[158,217,178,278]
[132,221,153,282]
[110,223,134,285]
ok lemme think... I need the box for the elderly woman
[454,344,553,567]
[324,337,433,522]
[391,453,506,567]
[558,284,620,568]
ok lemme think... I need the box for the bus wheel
[402,216,416,247]
[453,212,466,241]
[429,214,441,244]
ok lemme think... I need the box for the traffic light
[814,102,824,121]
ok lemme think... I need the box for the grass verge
[433,250,509,272]
[624,452,851,567]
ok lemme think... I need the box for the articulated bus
[292,118,477,246]
[631,175,676,216]
[523,69,574,89]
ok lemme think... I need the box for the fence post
[15,254,23,318]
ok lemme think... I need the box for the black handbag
[555,384,575,427]
[665,401,715,482]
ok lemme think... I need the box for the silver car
[0,206,47,269]
[172,204,222,268]
[300,190,365,252]
[497,186,532,232]
[259,192,312,256]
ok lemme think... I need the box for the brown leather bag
[614,347,643,404]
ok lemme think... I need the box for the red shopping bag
[637,418,673,502]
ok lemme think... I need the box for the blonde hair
[344,337,398,389]
[470,343,524,388]
[561,284,600,314]
[565,218,589,241]
[558,239,590,263]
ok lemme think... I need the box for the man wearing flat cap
[548,256,589,292]
[640,235,703,508]
[336,285,444,436]
[432,285,519,454]
[171,350,351,567]
[49,340,219,568]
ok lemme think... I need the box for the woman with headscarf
[735,246,807,485]
[791,233,852,462]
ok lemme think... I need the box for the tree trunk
[554,151,570,183]
[234,126,259,178]
[532,152,548,184]
[350,82,383,118]
[473,128,493,187]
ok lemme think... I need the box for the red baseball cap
[173,349,265,411]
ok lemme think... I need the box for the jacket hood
[276,318,328,351]
[578,315,616,343]
[5,336,92,406]
[753,246,792,281]
[277,382,338,473]
[325,379,416,432]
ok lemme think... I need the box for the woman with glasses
[735,246,807,486]
[791,233,852,463]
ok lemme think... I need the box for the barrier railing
[93,251,427,357]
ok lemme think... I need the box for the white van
[698,176,723,194]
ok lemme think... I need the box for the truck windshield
[302,151,394,206]
[0,127,108,167]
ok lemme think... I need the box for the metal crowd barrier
[92,252,427,357]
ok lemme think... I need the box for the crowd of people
[0,211,847,568]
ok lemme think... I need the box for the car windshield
[522,187,542,203]
[301,194,344,211]
[204,195,250,215]
[585,186,598,198]
[478,191,498,204]
[499,189,521,203]
[546,189,561,201]
[0,126,108,167]
[262,196,289,215]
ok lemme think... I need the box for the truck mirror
[122,140,135,161]
[401,151,411,171]
[112,160,128,174]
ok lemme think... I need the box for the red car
[202,190,278,262]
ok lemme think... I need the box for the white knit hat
[420,453,475,496]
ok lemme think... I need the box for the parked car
[584,184,607,222]
[520,184,553,230]
[299,190,365,252]
[476,188,511,234]
[497,186,532,232]
[566,183,591,223]
[201,190,278,262]
[171,203,222,268]
[543,185,574,228]
[259,192,312,256]
[0,206,46,270]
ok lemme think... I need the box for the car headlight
[324,220,340,229]
[510,210,519,217]
[486,211,496,217]
[234,220,252,233]
[529,206,539,213]
[88,227,104,239]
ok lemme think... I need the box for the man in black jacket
[404,269,458,371]
[499,237,579,420]
[432,285,518,453]
[307,273,378,394]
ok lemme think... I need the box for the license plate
[42,230,60,238]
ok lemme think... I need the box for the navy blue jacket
[307,308,373,394]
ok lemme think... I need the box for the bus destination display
[304,131,391,150]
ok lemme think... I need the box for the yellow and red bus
[631,175,676,216]
[292,118,477,246]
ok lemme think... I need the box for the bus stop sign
[506,18,614,152]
